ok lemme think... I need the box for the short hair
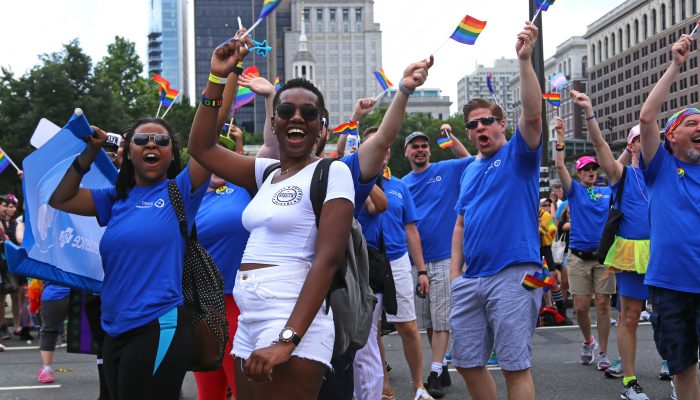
[273,78,326,119]
[462,98,505,122]
[551,182,562,189]
[362,127,379,139]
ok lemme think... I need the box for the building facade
[377,88,452,120]
[456,58,519,123]
[585,0,699,143]
[283,0,382,126]
[149,0,189,99]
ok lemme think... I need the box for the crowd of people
[0,19,699,400]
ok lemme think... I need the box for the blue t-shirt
[565,181,612,251]
[196,183,251,294]
[641,145,700,293]
[91,166,208,336]
[402,157,474,262]
[611,166,650,240]
[41,283,70,302]
[340,152,376,218]
[358,177,418,261]
[555,200,569,220]
[455,127,541,277]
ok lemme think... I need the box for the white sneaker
[639,310,651,321]
[581,337,599,365]
[414,387,435,400]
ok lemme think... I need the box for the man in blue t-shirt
[401,127,471,391]
[555,119,616,370]
[639,34,700,399]
[449,22,543,400]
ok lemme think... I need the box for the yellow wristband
[209,72,227,85]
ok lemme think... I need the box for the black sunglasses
[132,133,171,147]
[580,165,599,172]
[276,103,320,121]
[466,116,499,130]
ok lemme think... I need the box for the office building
[149,0,189,99]
[456,58,519,123]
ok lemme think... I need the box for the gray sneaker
[597,352,611,371]
[605,358,623,378]
[581,337,599,365]
[621,380,650,400]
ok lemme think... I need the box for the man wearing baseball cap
[554,117,615,370]
[401,128,470,397]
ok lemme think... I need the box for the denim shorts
[649,285,700,376]
[449,264,542,371]
[231,263,335,368]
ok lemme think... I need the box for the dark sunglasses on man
[132,133,172,147]
[275,103,320,121]
[465,116,500,130]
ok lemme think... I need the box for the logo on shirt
[427,175,442,184]
[678,167,686,178]
[388,189,403,199]
[136,199,165,209]
[272,186,303,206]
[216,185,234,195]
[59,227,74,248]
[485,159,502,174]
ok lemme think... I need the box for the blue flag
[6,110,117,293]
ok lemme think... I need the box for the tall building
[283,0,383,126]
[149,0,189,99]
[585,0,699,143]
[456,58,519,123]
[377,88,452,120]
[193,0,292,133]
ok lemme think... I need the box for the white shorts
[386,252,417,323]
[231,263,335,368]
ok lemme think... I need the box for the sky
[0,0,625,115]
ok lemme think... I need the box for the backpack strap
[612,166,627,209]
[310,158,335,228]
[262,162,282,182]
[167,180,189,239]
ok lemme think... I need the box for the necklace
[280,165,297,175]
[280,157,318,175]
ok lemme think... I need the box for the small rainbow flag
[486,73,495,95]
[437,137,454,149]
[373,69,393,92]
[274,76,281,92]
[259,0,282,20]
[543,93,561,107]
[160,87,180,107]
[0,147,10,174]
[535,0,556,11]
[449,16,487,45]
[333,121,358,136]
[550,72,568,91]
[153,74,171,91]
[233,87,255,110]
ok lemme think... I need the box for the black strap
[610,166,627,209]
[375,176,388,253]
[310,158,335,228]
[167,180,189,239]
[262,162,282,182]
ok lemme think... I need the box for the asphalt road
[0,318,680,400]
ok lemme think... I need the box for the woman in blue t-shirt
[49,118,210,399]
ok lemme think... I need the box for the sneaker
[581,337,599,365]
[440,365,451,387]
[443,353,452,364]
[671,380,677,400]
[486,352,499,367]
[605,358,624,378]
[426,372,444,399]
[385,361,393,375]
[611,317,618,326]
[659,360,672,380]
[0,326,10,341]
[639,310,651,322]
[413,387,435,400]
[0,343,5,352]
[37,367,55,384]
[621,380,649,400]
[381,387,396,400]
[597,352,611,371]
[20,327,34,342]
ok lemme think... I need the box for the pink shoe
[37,367,55,383]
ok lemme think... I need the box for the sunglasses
[466,116,499,130]
[580,165,599,172]
[276,103,320,121]
[132,133,171,147]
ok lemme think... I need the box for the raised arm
[237,74,278,159]
[406,223,429,295]
[335,98,380,158]
[48,126,108,216]
[440,124,470,158]
[357,57,434,181]
[215,29,252,131]
[516,22,542,149]
[554,118,573,193]
[188,39,258,192]
[450,214,465,281]
[639,35,692,164]
[571,90,623,186]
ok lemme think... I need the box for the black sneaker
[440,365,451,387]
[19,327,34,342]
[426,371,444,398]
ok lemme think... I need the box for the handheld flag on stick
[0,146,20,173]
[543,93,561,107]
[333,121,358,136]
[160,89,182,119]
[449,15,487,45]
[373,69,393,92]
[549,72,568,91]
[231,66,261,114]
[532,0,556,23]
[274,76,281,92]
[690,21,699,37]
[486,73,500,106]
[152,74,171,92]
[437,136,455,149]
[240,0,282,39]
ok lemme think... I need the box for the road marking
[536,322,650,331]
[0,385,61,390]
[3,343,66,351]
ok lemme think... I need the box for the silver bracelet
[398,82,415,96]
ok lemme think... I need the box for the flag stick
[240,18,263,39]
[237,16,243,30]
[227,116,235,136]
[491,93,500,108]
[156,102,163,119]
[431,37,451,57]
[531,4,544,23]
[160,91,182,119]
[1,149,21,172]
[690,22,699,37]
[374,90,388,101]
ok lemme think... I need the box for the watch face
[281,329,293,340]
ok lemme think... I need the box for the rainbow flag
[160,87,180,107]
[543,93,561,107]
[535,0,556,11]
[373,69,393,92]
[274,76,281,92]
[550,72,568,90]
[233,66,261,111]
[449,15,487,45]
[259,0,282,19]
[243,65,261,78]
[437,137,454,149]
[486,73,495,95]
[0,147,11,174]
[333,121,358,136]
[153,74,170,91]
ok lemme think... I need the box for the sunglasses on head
[275,103,320,121]
[580,165,599,172]
[132,133,171,147]
[466,116,499,130]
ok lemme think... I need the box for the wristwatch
[278,327,302,346]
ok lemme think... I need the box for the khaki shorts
[567,252,616,295]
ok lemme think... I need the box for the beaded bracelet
[200,95,223,108]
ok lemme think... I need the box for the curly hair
[115,117,182,200]
[273,78,326,118]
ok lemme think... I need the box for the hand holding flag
[531,0,556,23]
[240,0,282,39]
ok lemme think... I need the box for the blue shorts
[617,271,649,301]
[449,264,542,371]
[649,286,700,376]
